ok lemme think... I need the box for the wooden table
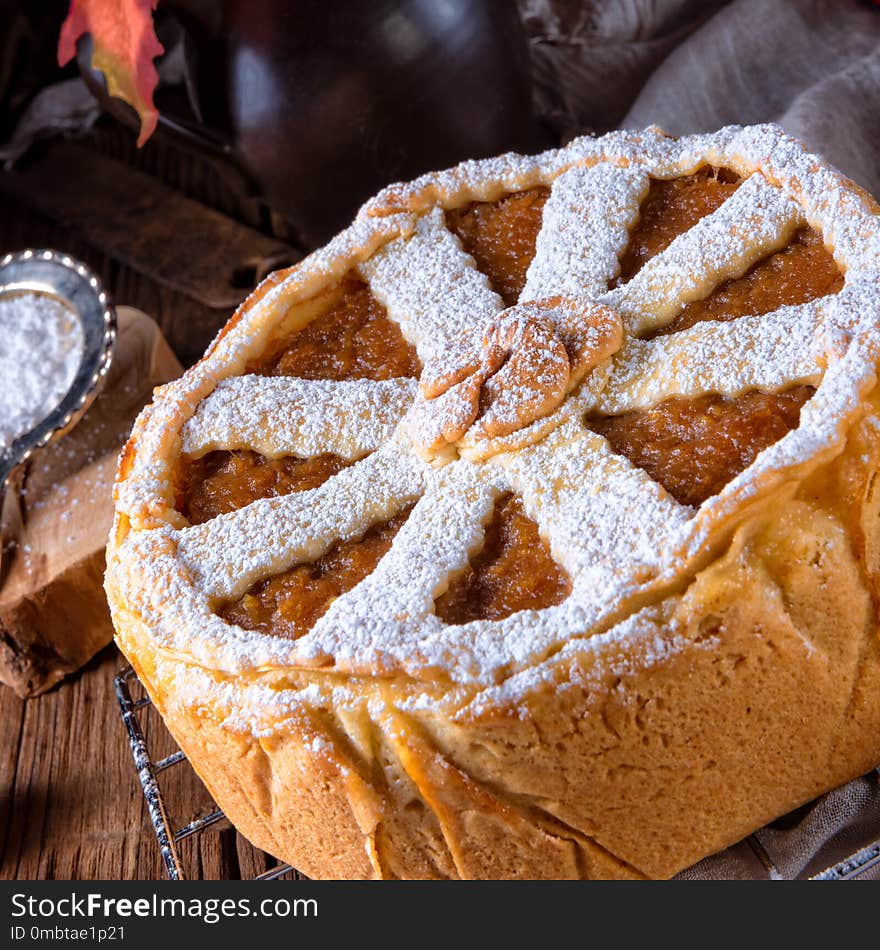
[1,646,287,879]
[0,136,300,880]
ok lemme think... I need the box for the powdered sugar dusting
[114,210,415,526]
[501,418,693,580]
[300,460,504,672]
[181,375,417,460]
[461,601,698,717]
[107,123,880,702]
[604,173,804,336]
[523,163,649,301]
[409,300,621,460]
[0,293,84,452]
[174,444,426,601]
[360,126,671,220]
[597,298,828,414]
[359,206,505,363]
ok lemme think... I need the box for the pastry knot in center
[412,296,623,458]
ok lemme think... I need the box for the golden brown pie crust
[106,125,880,879]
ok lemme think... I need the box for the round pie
[106,124,880,879]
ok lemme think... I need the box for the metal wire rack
[115,665,300,880]
[115,664,879,882]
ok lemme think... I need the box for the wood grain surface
[0,647,288,879]
[0,134,303,879]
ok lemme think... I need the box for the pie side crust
[105,124,880,879]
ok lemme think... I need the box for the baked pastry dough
[106,125,880,879]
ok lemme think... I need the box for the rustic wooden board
[0,185,234,366]
[1,648,143,879]
[1,143,298,309]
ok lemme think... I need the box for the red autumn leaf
[58,0,164,147]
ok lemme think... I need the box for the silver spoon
[0,249,116,582]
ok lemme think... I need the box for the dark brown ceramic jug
[83,0,541,246]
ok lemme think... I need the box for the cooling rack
[115,665,879,881]
[115,665,300,880]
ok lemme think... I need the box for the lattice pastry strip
[359,206,505,364]
[181,375,418,460]
[174,445,426,602]
[521,163,649,301]
[595,298,829,415]
[604,173,804,336]
[301,461,505,667]
[495,418,693,584]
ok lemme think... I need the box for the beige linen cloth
[518,0,880,880]
[520,0,880,194]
